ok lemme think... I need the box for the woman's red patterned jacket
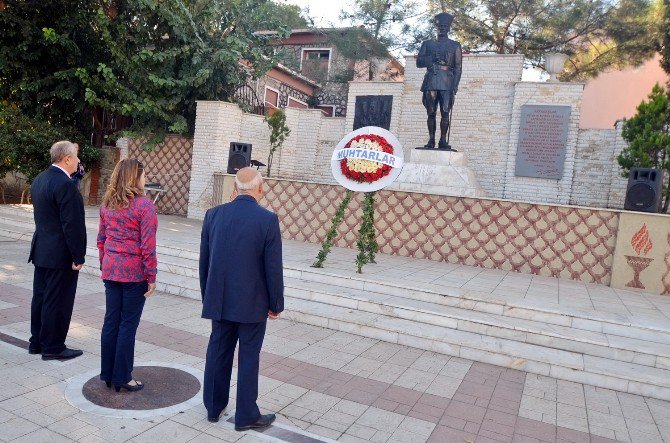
[97,196,158,283]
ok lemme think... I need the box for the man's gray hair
[235,169,263,191]
[50,140,77,163]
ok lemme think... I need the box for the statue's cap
[434,12,454,27]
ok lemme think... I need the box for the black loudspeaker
[226,142,252,174]
[624,168,665,213]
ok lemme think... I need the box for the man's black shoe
[207,415,219,423]
[41,347,83,360]
[235,413,276,431]
[28,347,41,355]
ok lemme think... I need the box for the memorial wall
[186,54,631,219]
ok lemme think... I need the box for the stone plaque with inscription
[515,105,571,179]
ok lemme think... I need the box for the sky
[284,0,344,27]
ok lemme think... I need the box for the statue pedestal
[389,149,485,197]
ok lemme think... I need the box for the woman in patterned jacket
[97,158,157,393]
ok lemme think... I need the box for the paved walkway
[1,236,670,442]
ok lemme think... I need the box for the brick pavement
[1,237,669,442]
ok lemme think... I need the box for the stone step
[285,267,670,340]
[282,297,670,402]
[5,208,670,401]
[4,212,669,342]
[5,212,670,354]
[285,278,670,364]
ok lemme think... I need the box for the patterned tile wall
[128,136,193,215]
[262,179,620,285]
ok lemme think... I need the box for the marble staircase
[2,204,670,401]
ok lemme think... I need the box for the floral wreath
[339,134,394,183]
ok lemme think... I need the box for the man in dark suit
[28,140,87,360]
[200,167,284,430]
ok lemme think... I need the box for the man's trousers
[30,266,79,354]
[203,319,267,426]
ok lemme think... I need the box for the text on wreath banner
[332,148,404,168]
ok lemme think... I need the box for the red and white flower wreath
[339,134,394,183]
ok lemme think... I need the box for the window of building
[288,97,308,109]
[264,87,279,109]
[316,105,335,117]
[301,49,331,81]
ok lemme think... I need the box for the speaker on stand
[227,142,252,174]
[624,168,665,213]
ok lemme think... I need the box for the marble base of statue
[389,149,485,198]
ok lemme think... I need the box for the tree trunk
[88,166,101,205]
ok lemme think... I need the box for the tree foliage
[264,108,290,177]
[0,106,100,183]
[661,0,670,74]
[618,84,670,212]
[0,0,102,139]
[335,0,416,80]
[0,0,301,153]
[420,0,662,81]
[74,0,291,147]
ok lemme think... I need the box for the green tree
[0,0,105,141]
[0,106,100,184]
[254,1,308,30]
[264,109,290,177]
[618,83,670,212]
[75,0,290,148]
[337,0,417,80]
[661,0,670,73]
[420,0,662,81]
[0,0,298,152]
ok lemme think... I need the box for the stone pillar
[276,108,324,181]
[116,137,129,159]
[187,101,242,219]
[345,82,405,135]
[503,82,584,205]
[607,121,629,209]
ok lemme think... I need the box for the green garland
[313,190,378,273]
[355,192,378,273]
[312,190,353,268]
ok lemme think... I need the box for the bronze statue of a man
[416,12,462,150]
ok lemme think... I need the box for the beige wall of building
[580,55,669,129]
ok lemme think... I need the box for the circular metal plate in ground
[65,361,204,418]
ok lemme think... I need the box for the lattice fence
[263,179,620,284]
[128,136,193,215]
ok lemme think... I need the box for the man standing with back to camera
[199,167,284,430]
[28,140,87,360]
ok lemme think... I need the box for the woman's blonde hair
[102,158,145,210]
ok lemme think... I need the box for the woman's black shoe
[114,380,144,392]
[105,381,112,388]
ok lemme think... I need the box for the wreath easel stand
[312,191,378,273]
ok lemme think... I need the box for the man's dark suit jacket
[28,166,87,268]
[199,194,284,323]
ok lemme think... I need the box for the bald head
[234,167,263,200]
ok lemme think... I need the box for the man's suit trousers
[30,266,79,354]
[203,319,267,426]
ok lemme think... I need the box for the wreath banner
[315,126,404,273]
[330,126,404,192]
[332,148,403,168]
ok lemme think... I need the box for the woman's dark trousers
[100,280,147,385]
